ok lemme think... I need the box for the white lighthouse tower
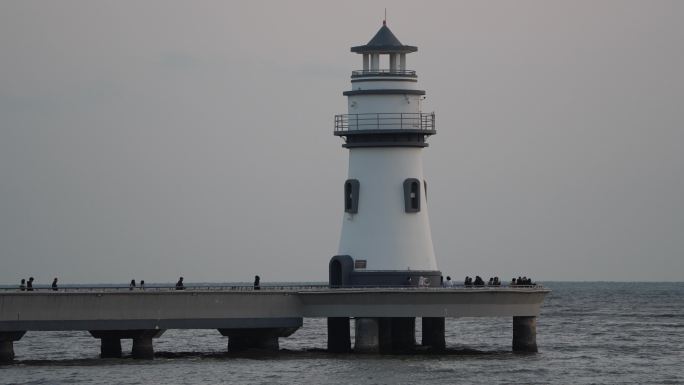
[329,21,441,288]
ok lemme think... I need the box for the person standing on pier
[26,277,34,291]
[175,277,185,290]
[19,279,26,291]
[52,278,58,291]
[253,275,260,290]
[130,279,136,290]
[140,280,145,290]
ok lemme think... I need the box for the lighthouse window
[424,180,428,201]
[404,178,421,213]
[344,179,360,213]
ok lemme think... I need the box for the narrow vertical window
[404,178,421,213]
[423,180,428,202]
[344,179,360,213]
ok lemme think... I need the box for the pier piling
[512,316,538,352]
[90,330,164,359]
[219,327,298,352]
[327,317,351,353]
[0,331,25,363]
[421,317,446,351]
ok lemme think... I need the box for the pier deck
[0,285,548,331]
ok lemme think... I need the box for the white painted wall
[347,95,422,117]
[349,79,418,91]
[338,147,438,271]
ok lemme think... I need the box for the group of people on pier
[441,275,535,287]
[511,276,535,286]
[463,276,502,287]
[18,277,59,291]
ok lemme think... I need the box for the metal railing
[334,113,435,132]
[0,283,543,293]
[352,69,417,77]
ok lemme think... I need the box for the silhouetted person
[444,276,453,287]
[19,279,26,291]
[253,275,260,290]
[27,277,34,291]
[51,278,58,291]
[406,276,413,286]
[176,277,185,290]
[130,279,136,290]
[488,277,494,286]
[516,276,522,285]
[494,277,501,286]
[464,276,470,286]
[140,280,145,290]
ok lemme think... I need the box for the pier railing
[0,284,543,293]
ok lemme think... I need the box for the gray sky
[1,0,682,283]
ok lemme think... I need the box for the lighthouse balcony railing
[334,113,435,133]
[351,69,417,77]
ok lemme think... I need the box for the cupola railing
[351,69,416,77]
[334,113,435,132]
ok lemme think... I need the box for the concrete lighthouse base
[512,316,538,353]
[0,331,25,363]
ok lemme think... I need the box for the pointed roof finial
[384,8,387,25]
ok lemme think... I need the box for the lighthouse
[330,21,441,288]
[328,21,445,353]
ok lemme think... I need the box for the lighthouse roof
[351,22,418,54]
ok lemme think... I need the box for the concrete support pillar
[354,317,379,353]
[100,337,122,358]
[363,54,369,71]
[229,333,278,351]
[219,327,298,353]
[132,336,154,359]
[391,317,415,351]
[377,318,393,353]
[327,317,351,353]
[90,330,164,359]
[421,317,446,351]
[513,316,538,353]
[355,317,417,353]
[0,331,25,363]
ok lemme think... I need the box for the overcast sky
[1,1,682,284]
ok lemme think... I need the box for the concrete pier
[327,317,351,353]
[421,317,446,351]
[0,331,25,363]
[219,327,298,352]
[1,286,549,358]
[512,316,538,352]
